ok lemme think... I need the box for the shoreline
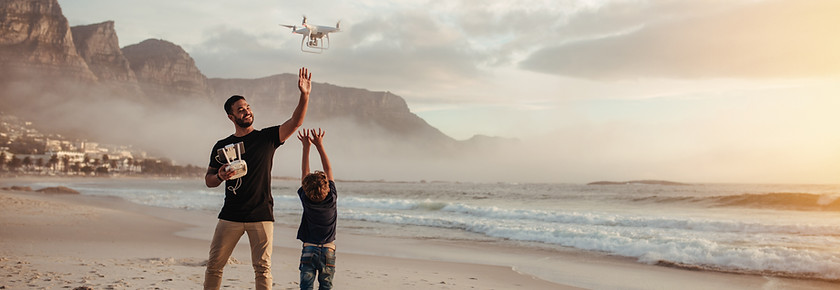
[2,178,840,289]
[0,189,573,289]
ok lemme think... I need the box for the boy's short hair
[224,95,245,115]
[302,171,329,202]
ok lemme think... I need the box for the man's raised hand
[298,67,312,95]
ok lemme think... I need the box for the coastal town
[0,112,202,177]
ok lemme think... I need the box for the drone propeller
[302,15,308,25]
[336,20,341,30]
[280,24,297,31]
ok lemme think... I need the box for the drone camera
[218,142,247,180]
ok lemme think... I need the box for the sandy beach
[2,183,838,290]
[0,187,570,290]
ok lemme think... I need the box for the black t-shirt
[297,180,337,244]
[208,126,282,222]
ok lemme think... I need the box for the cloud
[187,27,293,79]
[189,10,488,100]
[519,0,840,80]
[66,0,840,87]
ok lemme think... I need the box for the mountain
[209,75,454,142]
[70,20,142,95]
[122,39,211,101]
[0,0,96,82]
[0,0,466,169]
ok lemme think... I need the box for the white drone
[280,16,341,53]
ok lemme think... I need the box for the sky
[58,0,840,184]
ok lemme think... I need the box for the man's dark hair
[224,95,246,115]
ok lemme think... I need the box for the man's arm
[205,164,233,187]
[310,128,333,182]
[298,130,311,183]
[278,67,312,143]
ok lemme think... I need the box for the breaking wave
[633,192,840,211]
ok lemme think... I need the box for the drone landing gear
[300,35,330,54]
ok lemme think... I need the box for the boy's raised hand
[298,129,311,146]
[308,128,333,181]
[309,128,325,147]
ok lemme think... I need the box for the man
[203,67,312,290]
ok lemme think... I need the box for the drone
[280,16,341,53]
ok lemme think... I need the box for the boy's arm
[298,130,311,183]
[278,67,312,143]
[310,128,334,182]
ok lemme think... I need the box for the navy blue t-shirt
[208,126,282,222]
[297,180,337,244]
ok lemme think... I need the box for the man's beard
[234,114,253,128]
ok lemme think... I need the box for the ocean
[10,178,840,282]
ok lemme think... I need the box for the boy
[296,128,337,290]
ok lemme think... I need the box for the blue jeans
[299,246,335,290]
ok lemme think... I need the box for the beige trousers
[204,219,273,290]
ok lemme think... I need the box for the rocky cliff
[122,39,211,101]
[70,22,138,82]
[0,0,96,82]
[71,21,142,95]
[0,0,210,102]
